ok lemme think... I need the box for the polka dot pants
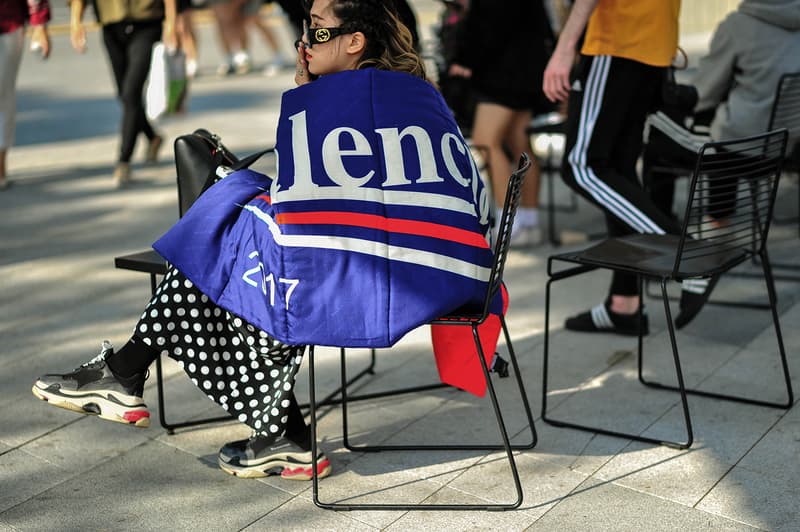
[137,266,306,437]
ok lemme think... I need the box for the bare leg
[471,102,514,208]
[176,10,198,77]
[246,13,281,52]
[505,109,540,208]
[0,148,7,188]
[212,0,249,74]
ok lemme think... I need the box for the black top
[455,0,554,108]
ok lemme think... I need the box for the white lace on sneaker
[81,340,114,367]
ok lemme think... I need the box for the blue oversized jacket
[154,69,499,349]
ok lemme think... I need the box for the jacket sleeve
[692,14,737,113]
[27,0,51,25]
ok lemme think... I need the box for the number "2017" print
[241,251,299,310]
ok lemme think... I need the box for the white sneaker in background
[509,224,543,248]
[232,51,252,75]
[186,59,198,79]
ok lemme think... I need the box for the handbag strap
[231,147,276,171]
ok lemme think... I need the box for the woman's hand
[70,22,87,53]
[163,21,178,50]
[294,40,311,86]
[29,25,51,59]
[542,47,574,103]
[448,63,472,78]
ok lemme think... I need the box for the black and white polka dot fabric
[136,266,306,436]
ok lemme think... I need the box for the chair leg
[542,275,693,449]
[311,329,527,510]
[340,324,536,452]
[761,249,795,407]
[640,258,793,409]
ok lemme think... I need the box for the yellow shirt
[582,0,680,67]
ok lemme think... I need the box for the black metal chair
[541,129,793,450]
[307,154,537,510]
[114,134,376,433]
[645,72,800,299]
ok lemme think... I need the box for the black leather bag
[173,129,240,216]
[173,128,275,216]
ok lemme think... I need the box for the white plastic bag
[145,42,188,120]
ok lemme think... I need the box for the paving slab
[293,456,446,529]
[727,403,800,490]
[697,466,800,532]
[0,447,72,514]
[244,496,379,531]
[444,452,590,521]
[384,486,539,531]
[525,421,630,475]
[19,415,154,476]
[530,476,760,532]
[1,440,293,531]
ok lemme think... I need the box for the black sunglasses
[304,26,350,47]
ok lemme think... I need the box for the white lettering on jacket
[282,110,478,197]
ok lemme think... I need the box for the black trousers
[561,55,682,296]
[102,20,161,163]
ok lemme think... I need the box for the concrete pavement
[2,3,800,530]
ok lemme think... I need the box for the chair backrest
[673,129,788,276]
[479,153,530,318]
[767,72,800,141]
[768,72,800,165]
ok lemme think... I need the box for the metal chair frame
[542,130,794,450]
[308,154,537,510]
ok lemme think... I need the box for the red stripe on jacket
[275,211,490,248]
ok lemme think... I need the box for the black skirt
[136,266,306,436]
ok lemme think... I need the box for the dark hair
[305,0,427,79]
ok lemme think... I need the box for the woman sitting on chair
[33,0,498,482]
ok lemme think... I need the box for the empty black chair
[306,154,537,511]
[541,129,793,450]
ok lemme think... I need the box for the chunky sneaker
[675,275,720,329]
[32,341,150,427]
[564,300,649,337]
[218,433,332,480]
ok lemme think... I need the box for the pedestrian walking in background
[449,0,555,248]
[69,0,177,187]
[210,0,292,77]
[0,0,51,190]
[176,0,199,78]
[543,0,717,335]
